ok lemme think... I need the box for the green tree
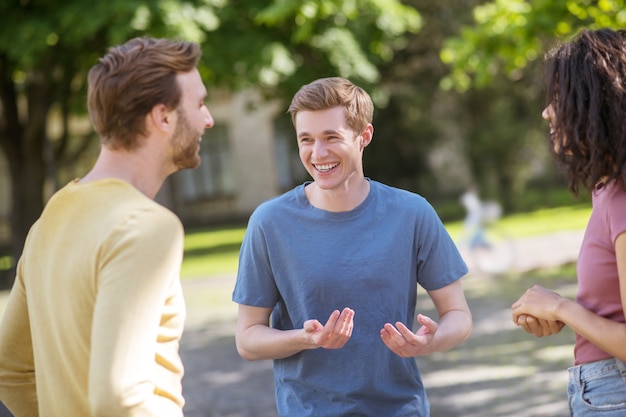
[0,0,420,286]
[440,0,626,92]
[0,0,188,286]
[435,0,626,209]
[365,0,480,198]
[199,0,421,99]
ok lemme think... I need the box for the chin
[188,157,201,169]
[175,156,201,171]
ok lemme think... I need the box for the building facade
[0,89,306,246]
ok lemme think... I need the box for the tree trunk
[0,75,48,289]
[2,158,45,288]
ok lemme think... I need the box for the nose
[312,139,328,158]
[541,105,552,121]
[203,107,215,129]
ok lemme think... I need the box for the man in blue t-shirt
[232,77,472,417]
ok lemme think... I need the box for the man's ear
[147,103,175,134]
[360,124,374,148]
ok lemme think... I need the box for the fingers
[380,323,407,351]
[549,320,565,334]
[380,315,437,358]
[333,308,355,336]
[514,314,565,337]
[313,308,354,349]
[516,314,544,337]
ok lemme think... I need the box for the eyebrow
[297,130,341,139]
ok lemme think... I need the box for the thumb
[303,319,323,333]
[416,314,438,335]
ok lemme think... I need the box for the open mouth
[314,163,339,173]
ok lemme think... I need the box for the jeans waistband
[568,357,626,382]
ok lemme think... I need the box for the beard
[171,108,202,171]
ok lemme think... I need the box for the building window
[175,124,236,201]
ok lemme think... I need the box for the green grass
[0,256,11,270]
[180,204,592,279]
[181,225,247,278]
[0,204,592,280]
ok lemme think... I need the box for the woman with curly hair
[512,28,626,416]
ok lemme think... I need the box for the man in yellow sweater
[0,37,214,416]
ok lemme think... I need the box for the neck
[306,176,370,212]
[80,146,169,199]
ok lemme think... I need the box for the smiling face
[170,68,214,170]
[295,106,372,192]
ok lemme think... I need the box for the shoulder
[371,180,425,199]
[594,179,626,218]
[89,183,184,246]
[250,185,304,221]
[599,180,626,231]
[370,180,430,209]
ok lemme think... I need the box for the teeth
[315,163,338,172]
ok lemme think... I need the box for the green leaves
[243,0,421,91]
[440,0,626,92]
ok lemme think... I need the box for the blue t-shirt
[232,180,467,417]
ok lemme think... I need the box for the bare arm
[512,232,626,362]
[235,304,355,361]
[380,280,473,357]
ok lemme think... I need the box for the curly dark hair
[545,28,626,195]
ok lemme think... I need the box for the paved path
[511,229,583,272]
[179,229,585,417]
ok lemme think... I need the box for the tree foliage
[0,0,183,286]
[440,0,626,92]
[0,0,420,285]
[197,0,421,99]
[431,0,626,211]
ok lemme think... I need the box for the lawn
[0,203,591,282]
[0,204,592,281]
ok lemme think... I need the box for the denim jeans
[568,357,626,416]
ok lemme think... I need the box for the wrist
[296,328,319,351]
[553,296,571,322]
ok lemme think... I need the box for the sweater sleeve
[0,258,39,416]
[88,208,185,417]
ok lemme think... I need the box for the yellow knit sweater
[0,179,186,416]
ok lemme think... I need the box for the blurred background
[3,0,623,286]
[2,1,624,415]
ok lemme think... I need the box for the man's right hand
[304,307,355,349]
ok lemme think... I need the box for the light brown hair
[87,37,201,150]
[288,77,374,134]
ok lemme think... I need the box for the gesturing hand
[303,307,355,349]
[380,314,439,357]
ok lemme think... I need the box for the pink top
[575,179,626,365]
